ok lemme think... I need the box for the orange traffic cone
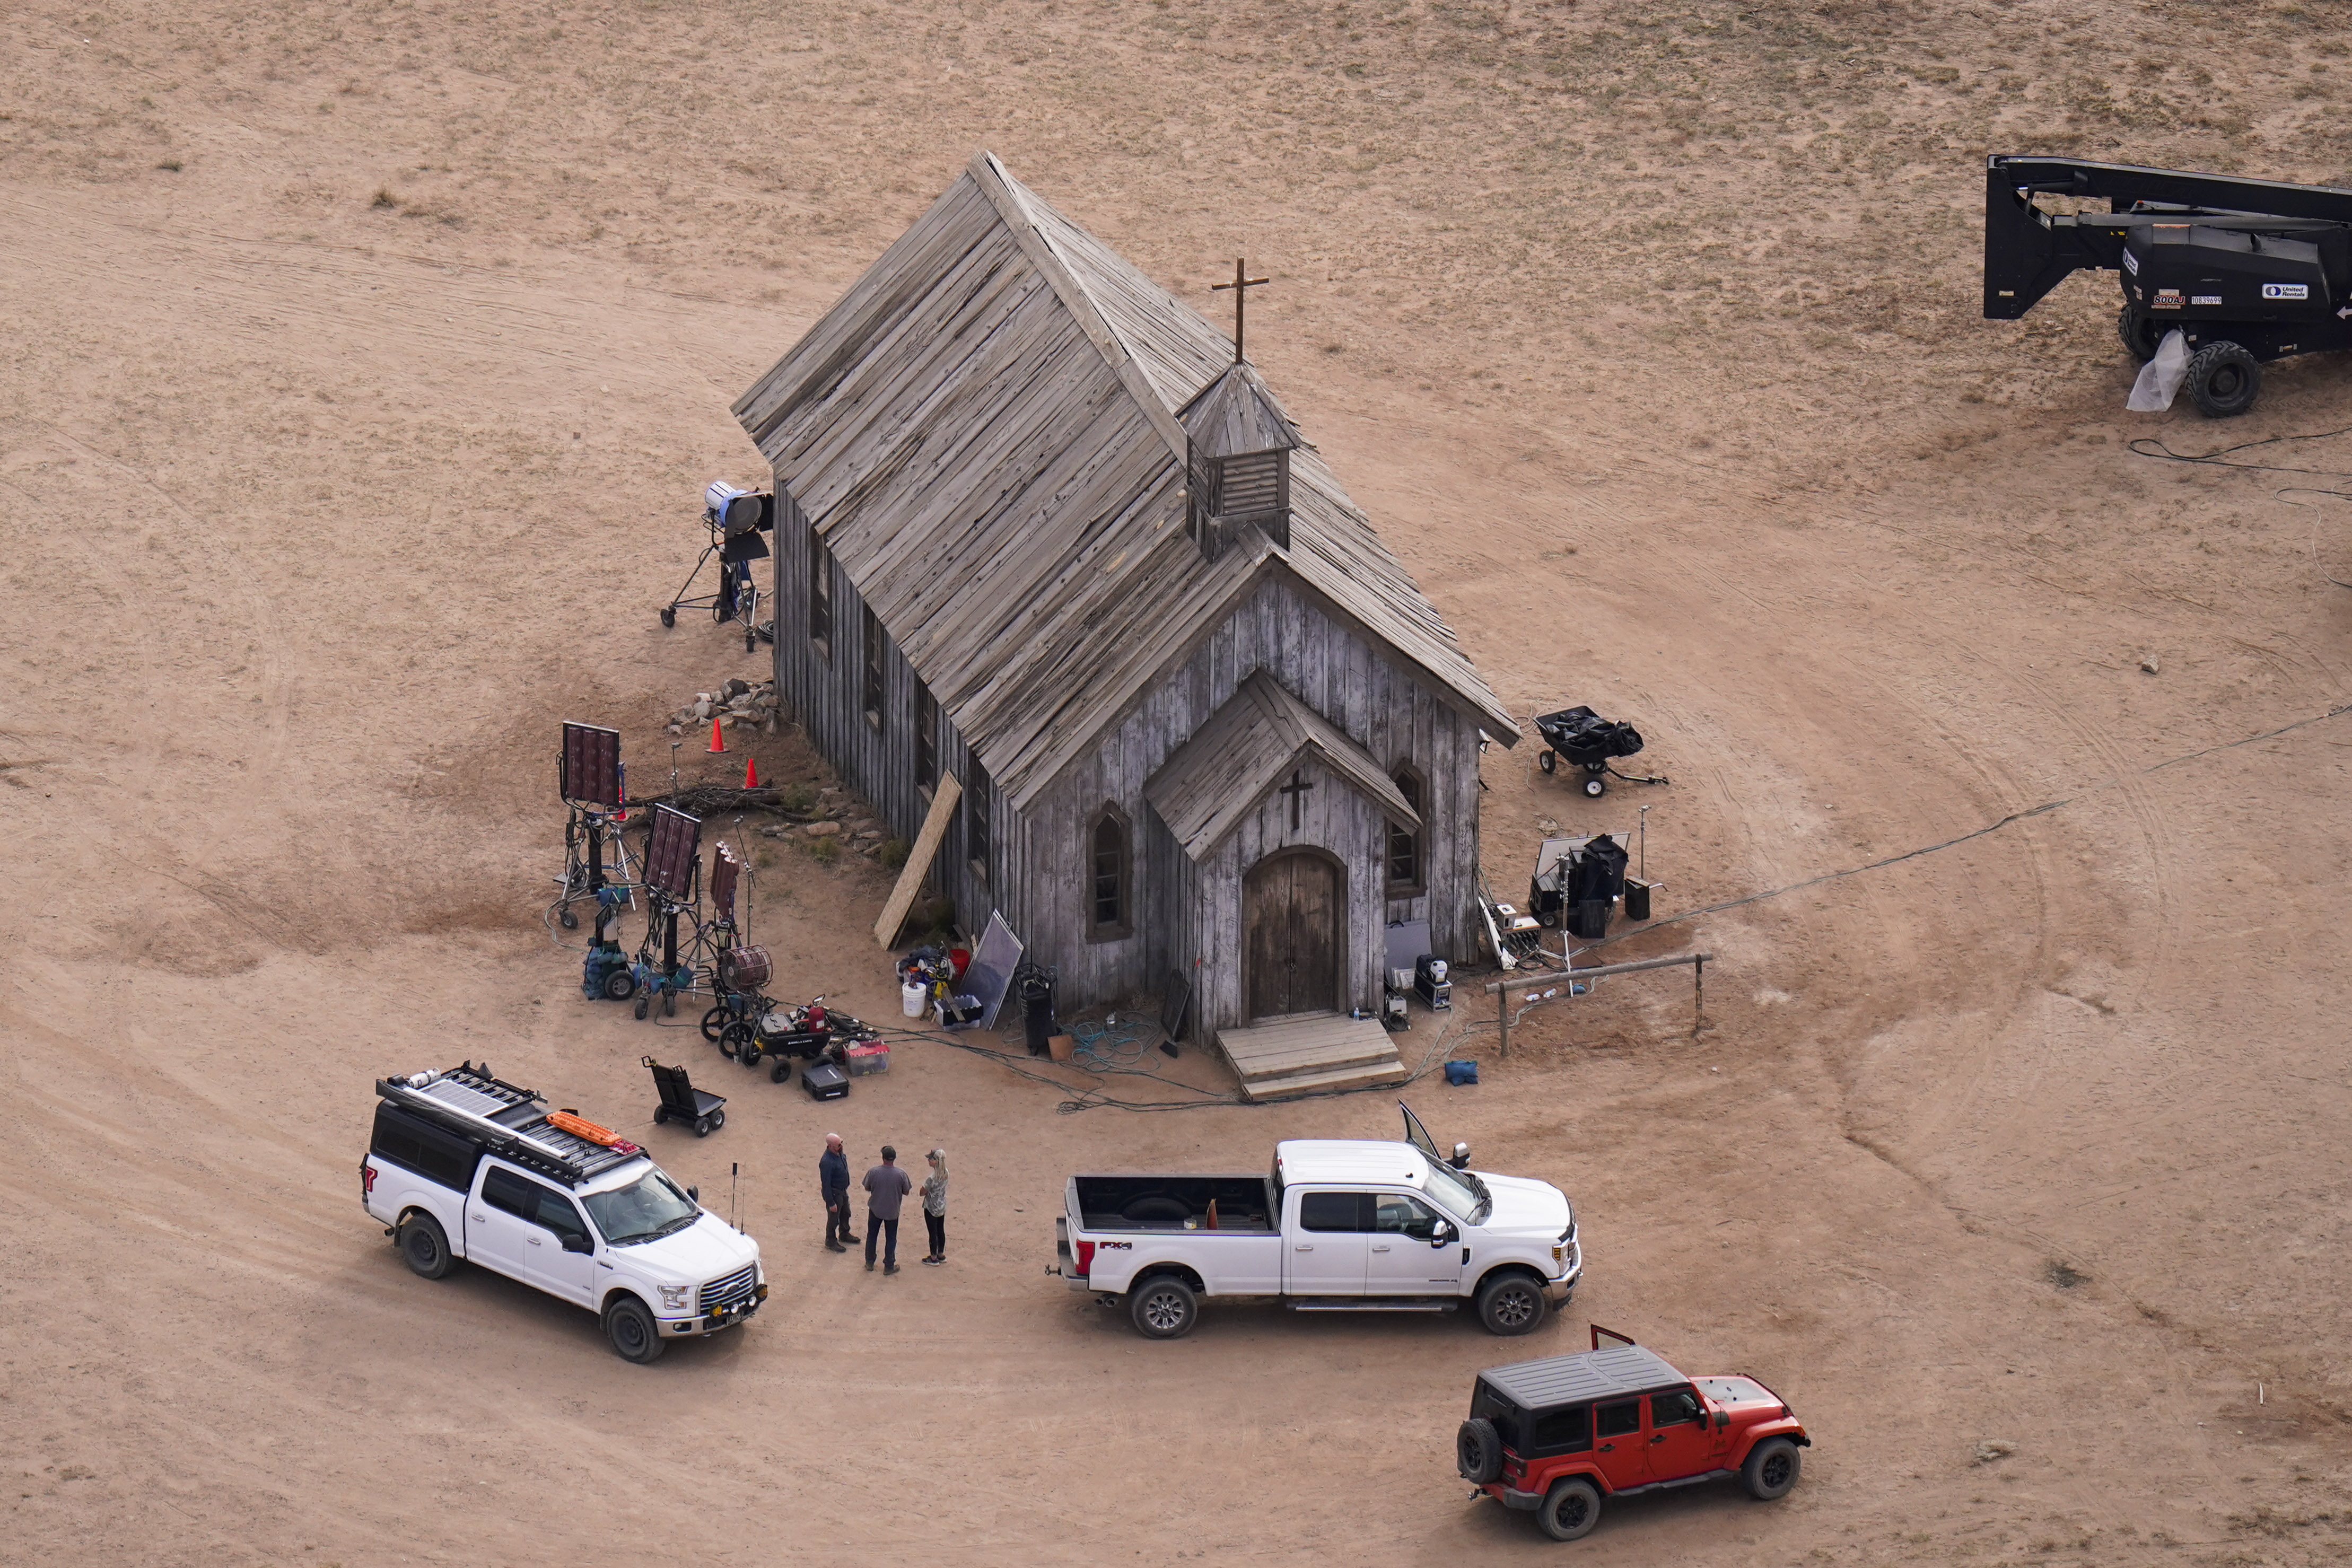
[743,755,760,789]
[707,715,727,754]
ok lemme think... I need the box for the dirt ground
[6,0,2352,1562]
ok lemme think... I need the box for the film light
[704,480,773,538]
[645,805,703,902]
[560,722,624,810]
[710,841,741,922]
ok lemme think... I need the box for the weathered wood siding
[1025,574,1482,1034]
[769,487,1019,941]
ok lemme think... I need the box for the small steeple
[1179,361,1300,559]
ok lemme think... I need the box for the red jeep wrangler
[1456,1327,1811,1541]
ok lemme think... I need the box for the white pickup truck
[1054,1103,1580,1339]
[362,1062,764,1363]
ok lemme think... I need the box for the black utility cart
[1533,707,1655,798]
[643,1056,727,1137]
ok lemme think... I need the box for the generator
[1984,154,2352,417]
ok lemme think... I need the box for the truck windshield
[1420,1160,1489,1224]
[582,1170,700,1245]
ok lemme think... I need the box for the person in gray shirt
[920,1147,949,1266]
[862,1144,914,1275]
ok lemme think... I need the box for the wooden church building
[733,152,1517,1075]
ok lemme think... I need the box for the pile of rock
[664,677,780,736]
[758,784,893,857]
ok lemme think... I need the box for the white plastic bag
[2128,328,2190,412]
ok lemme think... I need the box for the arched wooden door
[1243,848,1343,1020]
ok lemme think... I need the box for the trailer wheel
[771,1058,792,1084]
[1129,1275,1199,1339]
[397,1212,455,1280]
[603,1295,666,1364]
[1477,1271,1549,1335]
[1538,750,1557,775]
[1582,775,1606,798]
[1537,1477,1603,1541]
[2186,341,2261,417]
[602,968,637,1001]
[2117,305,2163,363]
[1742,1436,1801,1500]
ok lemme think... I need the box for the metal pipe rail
[1483,951,1712,1056]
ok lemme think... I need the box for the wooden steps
[1216,1014,1407,1102]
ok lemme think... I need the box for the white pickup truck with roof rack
[1052,1102,1580,1339]
[362,1062,765,1363]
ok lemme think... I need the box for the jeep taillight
[1502,1453,1525,1483]
[1074,1240,1096,1277]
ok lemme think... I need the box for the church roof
[1178,362,1300,458]
[731,151,1516,809]
[1144,671,1419,862]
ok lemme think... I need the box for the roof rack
[375,1063,642,1187]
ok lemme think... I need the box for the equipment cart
[643,1056,727,1137]
[1532,707,1662,798]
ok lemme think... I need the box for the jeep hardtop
[1456,1327,1811,1541]
[362,1062,764,1363]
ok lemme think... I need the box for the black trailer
[1983,154,2352,416]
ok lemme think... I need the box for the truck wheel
[1129,1275,1199,1339]
[603,1295,666,1364]
[1477,1272,1548,1336]
[2117,305,2163,363]
[1456,1417,1503,1483]
[397,1213,455,1280]
[2186,340,2261,418]
[1741,1436,1800,1500]
[1537,1477,1603,1541]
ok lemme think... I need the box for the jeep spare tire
[1742,1435,1800,1500]
[1537,1477,1603,1542]
[1456,1417,1503,1483]
[1476,1272,1548,1336]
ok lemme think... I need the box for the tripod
[631,851,710,1021]
[659,516,762,653]
[552,807,638,931]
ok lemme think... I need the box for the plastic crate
[843,1042,890,1076]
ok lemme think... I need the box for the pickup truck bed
[1070,1174,1275,1232]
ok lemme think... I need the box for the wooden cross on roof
[1211,258,1271,364]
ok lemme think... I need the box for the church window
[1087,805,1132,941]
[1387,765,1424,897]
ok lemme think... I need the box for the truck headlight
[657,1285,692,1311]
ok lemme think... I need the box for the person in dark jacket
[862,1144,914,1275]
[819,1133,855,1252]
